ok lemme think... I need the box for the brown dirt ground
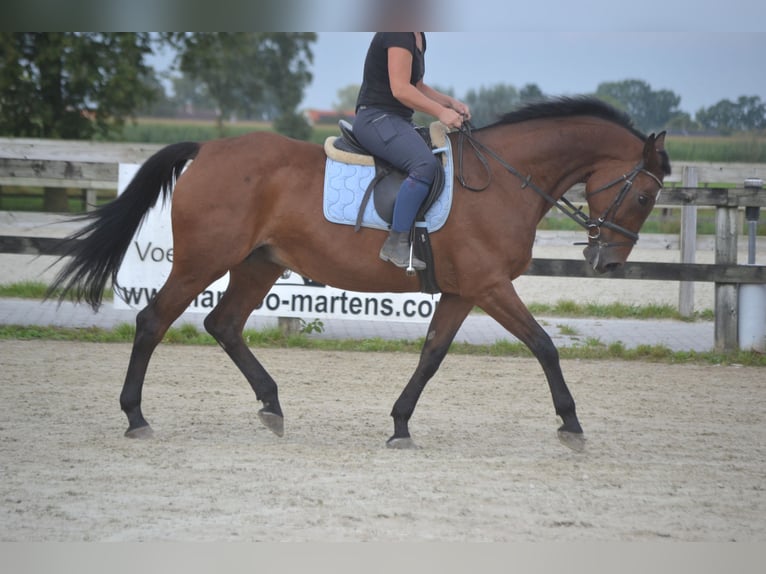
[1,340,764,541]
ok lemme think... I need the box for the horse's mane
[484,96,645,140]
[482,96,671,174]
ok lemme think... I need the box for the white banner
[114,163,439,322]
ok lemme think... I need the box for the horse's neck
[484,121,635,200]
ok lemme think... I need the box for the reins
[455,123,662,247]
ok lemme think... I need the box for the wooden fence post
[679,166,698,317]
[43,186,69,212]
[714,205,739,352]
[85,189,98,212]
[278,317,302,336]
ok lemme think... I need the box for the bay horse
[50,97,670,451]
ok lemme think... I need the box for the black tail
[47,141,201,310]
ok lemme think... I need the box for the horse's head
[582,131,670,273]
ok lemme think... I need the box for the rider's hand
[438,107,464,130]
[451,100,471,121]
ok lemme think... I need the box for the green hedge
[665,135,766,162]
[106,119,338,145]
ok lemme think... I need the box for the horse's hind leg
[121,272,222,438]
[203,251,286,437]
[388,293,474,449]
[477,281,585,451]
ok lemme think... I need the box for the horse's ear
[643,131,666,155]
[642,133,657,161]
[643,131,670,175]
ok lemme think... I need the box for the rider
[353,32,471,270]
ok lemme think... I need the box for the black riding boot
[379,230,426,270]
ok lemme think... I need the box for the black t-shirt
[356,32,426,119]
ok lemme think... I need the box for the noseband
[582,163,664,246]
[456,125,663,248]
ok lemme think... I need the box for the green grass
[103,117,273,144]
[0,281,50,299]
[102,117,338,146]
[0,281,113,302]
[0,323,763,366]
[525,299,714,322]
[0,190,111,212]
[556,324,580,337]
[666,134,766,163]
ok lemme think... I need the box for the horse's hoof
[258,409,284,437]
[386,437,420,450]
[557,429,586,452]
[124,424,154,439]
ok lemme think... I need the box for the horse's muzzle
[583,242,625,274]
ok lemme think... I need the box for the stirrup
[405,241,417,276]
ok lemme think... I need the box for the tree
[664,111,700,134]
[519,83,545,103]
[464,84,521,128]
[696,95,766,134]
[595,79,682,133]
[333,84,361,112]
[168,33,316,139]
[0,33,158,210]
[259,34,316,140]
[169,33,261,131]
[737,95,766,131]
[136,73,176,118]
[0,33,156,139]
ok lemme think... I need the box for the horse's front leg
[478,280,585,451]
[388,293,474,449]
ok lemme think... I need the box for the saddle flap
[371,160,404,223]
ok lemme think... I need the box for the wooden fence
[0,138,164,211]
[1,138,765,352]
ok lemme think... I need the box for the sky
[301,31,766,116]
[132,0,766,119]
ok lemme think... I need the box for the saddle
[323,120,452,294]
[325,120,450,230]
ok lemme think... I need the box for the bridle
[455,123,664,248]
[582,163,664,246]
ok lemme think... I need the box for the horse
[49,96,670,451]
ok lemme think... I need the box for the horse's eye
[638,194,649,206]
